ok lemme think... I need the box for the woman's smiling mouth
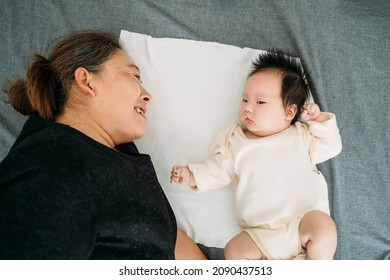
[134,106,145,116]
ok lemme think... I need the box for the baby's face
[238,70,292,138]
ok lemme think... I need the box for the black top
[0,114,177,259]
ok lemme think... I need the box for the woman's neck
[55,109,115,149]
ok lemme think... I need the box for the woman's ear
[285,104,297,121]
[74,67,95,97]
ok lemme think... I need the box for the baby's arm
[300,103,329,123]
[301,103,342,164]
[171,125,237,191]
[170,165,196,187]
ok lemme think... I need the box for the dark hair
[249,48,311,124]
[3,30,122,120]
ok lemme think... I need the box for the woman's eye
[257,101,265,104]
[133,74,142,83]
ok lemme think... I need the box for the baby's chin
[244,127,277,139]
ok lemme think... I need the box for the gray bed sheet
[0,0,389,260]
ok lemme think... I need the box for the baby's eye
[242,98,248,103]
[257,101,265,104]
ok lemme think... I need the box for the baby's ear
[285,104,297,121]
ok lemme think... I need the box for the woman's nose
[141,87,152,103]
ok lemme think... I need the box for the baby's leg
[299,210,337,259]
[224,231,266,260]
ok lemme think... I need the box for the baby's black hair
[249,49,311,123]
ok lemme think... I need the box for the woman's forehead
[106,50,140,71]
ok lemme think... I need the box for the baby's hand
[300,103,321,122]
[170,165,195,186]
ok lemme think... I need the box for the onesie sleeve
[188,125,236,192]
[304,113,342,164]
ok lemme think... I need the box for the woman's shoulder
[2,116,108,179]
[0,119,106,194]
[12,115,115,157]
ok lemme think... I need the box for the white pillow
[120,30,265,248]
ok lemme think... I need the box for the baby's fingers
[300,109,309,120]
[170,166,180,183]
[171,166,180,176]
[170,174,179,184]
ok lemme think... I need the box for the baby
[171,49,342,260]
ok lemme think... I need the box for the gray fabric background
[0,0,389,259]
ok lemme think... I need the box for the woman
[0,30,204,260]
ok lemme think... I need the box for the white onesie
[188,113,342,259]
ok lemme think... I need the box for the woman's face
[92,49,152,145]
